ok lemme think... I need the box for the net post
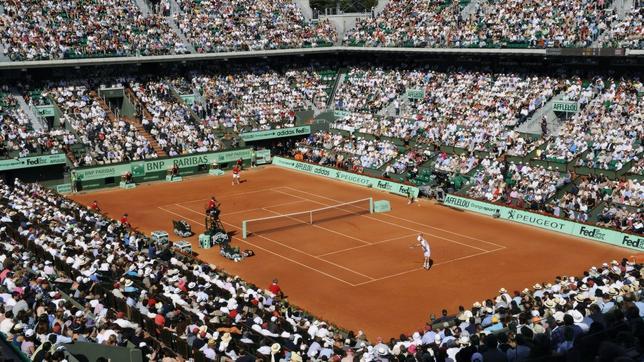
[310,211,313,224]
[242,221,247,239]
[369,197,374,213]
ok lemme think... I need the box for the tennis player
[232,164,241,186]
[416,233,432,270]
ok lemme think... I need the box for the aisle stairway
[515,95,563,136]
[11,89,44,130]
[123,115,167,157]
[165,0,197,53]
[91,90,167,157]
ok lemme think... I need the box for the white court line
[352,247,505,286]
[174,204,376,281]
[282,186,506,249]
[261,207,372,245]
[157,206,359,286]
[317,233,418,257]
[158,205,505,287]
[160,186,288,208]
[272,189,491,253]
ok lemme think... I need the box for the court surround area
[71,166,631,339]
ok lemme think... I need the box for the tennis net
[242,197,373,238]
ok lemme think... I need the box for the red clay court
[71,166,630,340]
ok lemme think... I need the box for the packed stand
[502,131,547,158]
[192,67,328,131]
[334,67,409,114]
[344,0,464,48]
[332,114,429,144]
[294,131,398,170]
[608,178,643,208]
[173,0,336,53]
[2,178,644,361]
[545,78,643,170]
[0,179,369,361]
[0,92,74,159]
[0,232,162,360]
[599,5,644,48]
[50,85,157,166]
[467,158,571,207]
[337,137,399,169]
[596,204,643,234]
[131,80,222,156]
[333,67,558,153]
[434,152,479,174]
[390,149,433,176]
[406,260,644,362]
[630,158,644,175]
[400,71,556,151]
[345,0,617,48]
[548,175,642,223]
[0,0,188,61]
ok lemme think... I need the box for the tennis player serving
[415,233,433,270]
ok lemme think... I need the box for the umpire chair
[205,207,226,235]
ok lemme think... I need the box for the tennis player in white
[416,233,432,270]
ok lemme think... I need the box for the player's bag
[212,232,229,245]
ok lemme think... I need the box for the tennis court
[70,166,630,339]
[160,186,505,287]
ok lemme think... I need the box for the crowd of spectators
[0,92,74,159]
[630,159,644,175]
[467,159,571,207]
[1,179,643,361]
[174,0,336,53]
[1,0,641,63]
[296,131,398,170]
[390,149,433,176]
[337,137,398,169]
[332,114,429,145]
[433,152,479,175]
[345,0,619,49]
[334,67,407,114]
[0,0,188,61]
[130,80,223,156]
[597,204,643,234]
[0,233,156,360]
[192,67,329,131]
[545,78,643,169]
[50,84,158,166]
[549,175,628,222]
[607,178,643,207]
[1,179,367,361]
[333,67,558,153]
[599,5,644,48]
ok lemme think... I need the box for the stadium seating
[0,92,74,159]
[333,66,558,153]
[192,66,330,131]
[1,178,642,361]
[173,0,337,52]
[466,158,573,206]
[0,0,188,61]
[547,78,643,171]
[345,0,631,49]
[1,66,639,236]
[0,0,641,63]
[130,79,223,156]
[49,84,158,166]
